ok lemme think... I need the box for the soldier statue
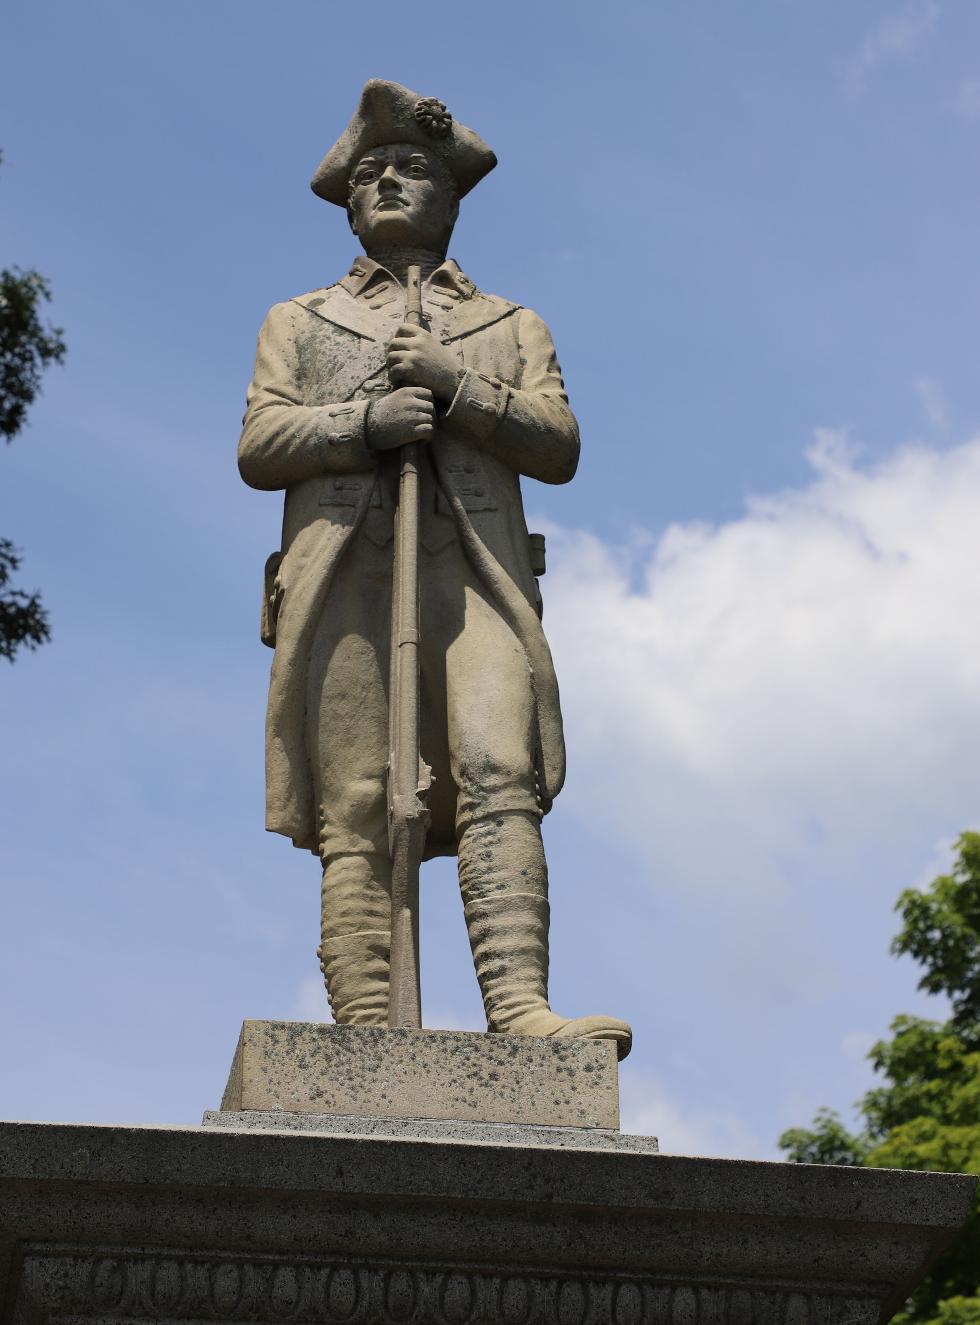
[239,80,631,1059]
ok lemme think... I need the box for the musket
[387,263,432,1029]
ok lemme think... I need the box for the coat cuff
[319,399,372,470]
[442,368,509,442]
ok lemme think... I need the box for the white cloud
[845,1,940,100]
[620,1073,771,1159]
[914,375,949,430]
[541,431,980,902]
[955,78,980,118]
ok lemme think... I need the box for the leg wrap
[457,811,634,1059]
[458,811,552,1030]
[317,851,391,1026]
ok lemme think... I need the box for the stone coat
[238,259,579,853]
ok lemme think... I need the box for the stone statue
[238,80,631,1059]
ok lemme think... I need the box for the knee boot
[458,812,632,1060]
[317,851,391,1026]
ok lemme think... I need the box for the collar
[293,260,516,344]
[339,256,477,303]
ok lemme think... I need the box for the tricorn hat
[311,79,497,207]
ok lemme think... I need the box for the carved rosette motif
[12,1248,882,1325]
[413,96,453,138]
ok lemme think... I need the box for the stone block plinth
[0,1117,974,1325]
[220,1020,620,1129]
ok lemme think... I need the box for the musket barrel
[387,264,429,1029]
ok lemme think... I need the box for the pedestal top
[0,1118,974,1325]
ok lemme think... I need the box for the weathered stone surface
[202,1108,658,1152]
[0,1119,974,1325]
[240,79,631,1059]
[219,1021,619,1129]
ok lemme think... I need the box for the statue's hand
[387,324,463,403]
[367,386,435,451]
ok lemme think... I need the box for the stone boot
[458,812,632,1060]
[317,851,391,1025]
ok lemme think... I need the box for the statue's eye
[407,164,426,177]
[356,170,378,184]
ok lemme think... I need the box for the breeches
[305,528,541,867]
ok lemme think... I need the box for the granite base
[0,1117,973,1325]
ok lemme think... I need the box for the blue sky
[3,0,980,1156]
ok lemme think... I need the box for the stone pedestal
[0,1022,974,1325]
[220,1021,620,1129]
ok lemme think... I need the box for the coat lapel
[443,292,519,343]
[293,278,521,390]
[291,287,393,402]
[292,286,388,342]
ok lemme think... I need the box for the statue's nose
[378,165,400,191]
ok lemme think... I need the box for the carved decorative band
[15,1248,880,1325]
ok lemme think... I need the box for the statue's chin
[357,216,447,254]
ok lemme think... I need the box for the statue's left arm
[441,309,580,485]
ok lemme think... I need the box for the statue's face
[347,143,458,252]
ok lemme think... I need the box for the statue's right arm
[238,302,375,491]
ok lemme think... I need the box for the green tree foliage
[892,833,980,1036]
[1,151,66,660]
[778,1105,872,1167]
[0,539,49,661]
[778,833,980,1324]
[0,266,66,441]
